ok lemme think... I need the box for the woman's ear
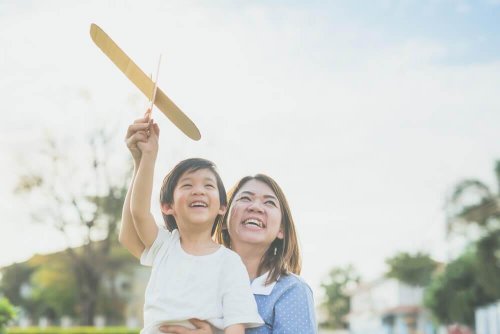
[276,227,284,240]
[161,203,174,215]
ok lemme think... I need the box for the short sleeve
[140,227,174,266]
[221,252,264,329]
[273,281,317,333]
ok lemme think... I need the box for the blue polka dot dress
[247,273,317,334]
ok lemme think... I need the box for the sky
[1,0,500,304]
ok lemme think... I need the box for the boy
[119,116,263,334]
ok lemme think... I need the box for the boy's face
[162,168,226,229]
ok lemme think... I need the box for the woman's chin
[233,231,271,246]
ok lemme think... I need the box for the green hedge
[6,327,139,334]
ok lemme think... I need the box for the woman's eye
[265,201,277,207]
[238,196,251,202]
[181,184,192,188]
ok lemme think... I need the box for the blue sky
[230,0,500,64]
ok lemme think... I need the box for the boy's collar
[250,271,277,296]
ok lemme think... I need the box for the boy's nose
[191,185,206,195]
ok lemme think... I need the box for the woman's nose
[248,200,264,212]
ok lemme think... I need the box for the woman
[162,175,317,333]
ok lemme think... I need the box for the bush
[6,328,139,334]
[0,298,17,334]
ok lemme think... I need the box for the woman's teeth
[243,218,263,228]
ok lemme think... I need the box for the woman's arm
[119,167,145,258]
[224,324,244,334]
[273,280,317,333]
[159,319,214,334]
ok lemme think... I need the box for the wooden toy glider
[89,23,201,141]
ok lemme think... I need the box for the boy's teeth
[190,201,207,207]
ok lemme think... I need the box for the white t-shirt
[140,227,263,334]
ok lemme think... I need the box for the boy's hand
[137,120,160,157]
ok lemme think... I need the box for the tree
[29,254,78,321]
[385,252,439,286]
[424,250,496,327]
[425,160,500,327]
[446,160,500,301]
[0,263,34,312]
[447,160,500,234]
[474,228,500,297]
[320,265,360,329]
[0,256,74,322]
[15,128,131,325]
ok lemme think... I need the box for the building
[347,278,435,334]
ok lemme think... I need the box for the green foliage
[29,259,78,319]
[424,250,497,327]
[427,160,500,326]
[6,327,138,334]
[475,228,500,297]
[448,160,500,232]
[385,252,438,286]
[0,297,17,334]
[0,263,34,307]
[320,265,360,329]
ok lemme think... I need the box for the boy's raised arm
[119,119,151,258]
[130,121,160,249]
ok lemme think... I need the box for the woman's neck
[233,243,269,280]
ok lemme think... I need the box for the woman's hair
[214,174,301,284]
[159,158,227,235]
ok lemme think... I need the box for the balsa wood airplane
[90,23,201,141]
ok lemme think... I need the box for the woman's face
[226,179,283,248]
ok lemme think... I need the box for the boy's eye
[205,184,216,189]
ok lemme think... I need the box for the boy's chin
[182,216,217,226]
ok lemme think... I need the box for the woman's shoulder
[275,273,313,296]
[277,273,311,286]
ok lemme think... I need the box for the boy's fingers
[126,123,150,138]
[152,123,160,137]
[144,108,152,122]
[133,117,148,124]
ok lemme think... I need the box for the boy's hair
[214,174,301,285]
[160,158,227,235]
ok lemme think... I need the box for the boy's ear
[218,205,227,216]
[161,203,174,215]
